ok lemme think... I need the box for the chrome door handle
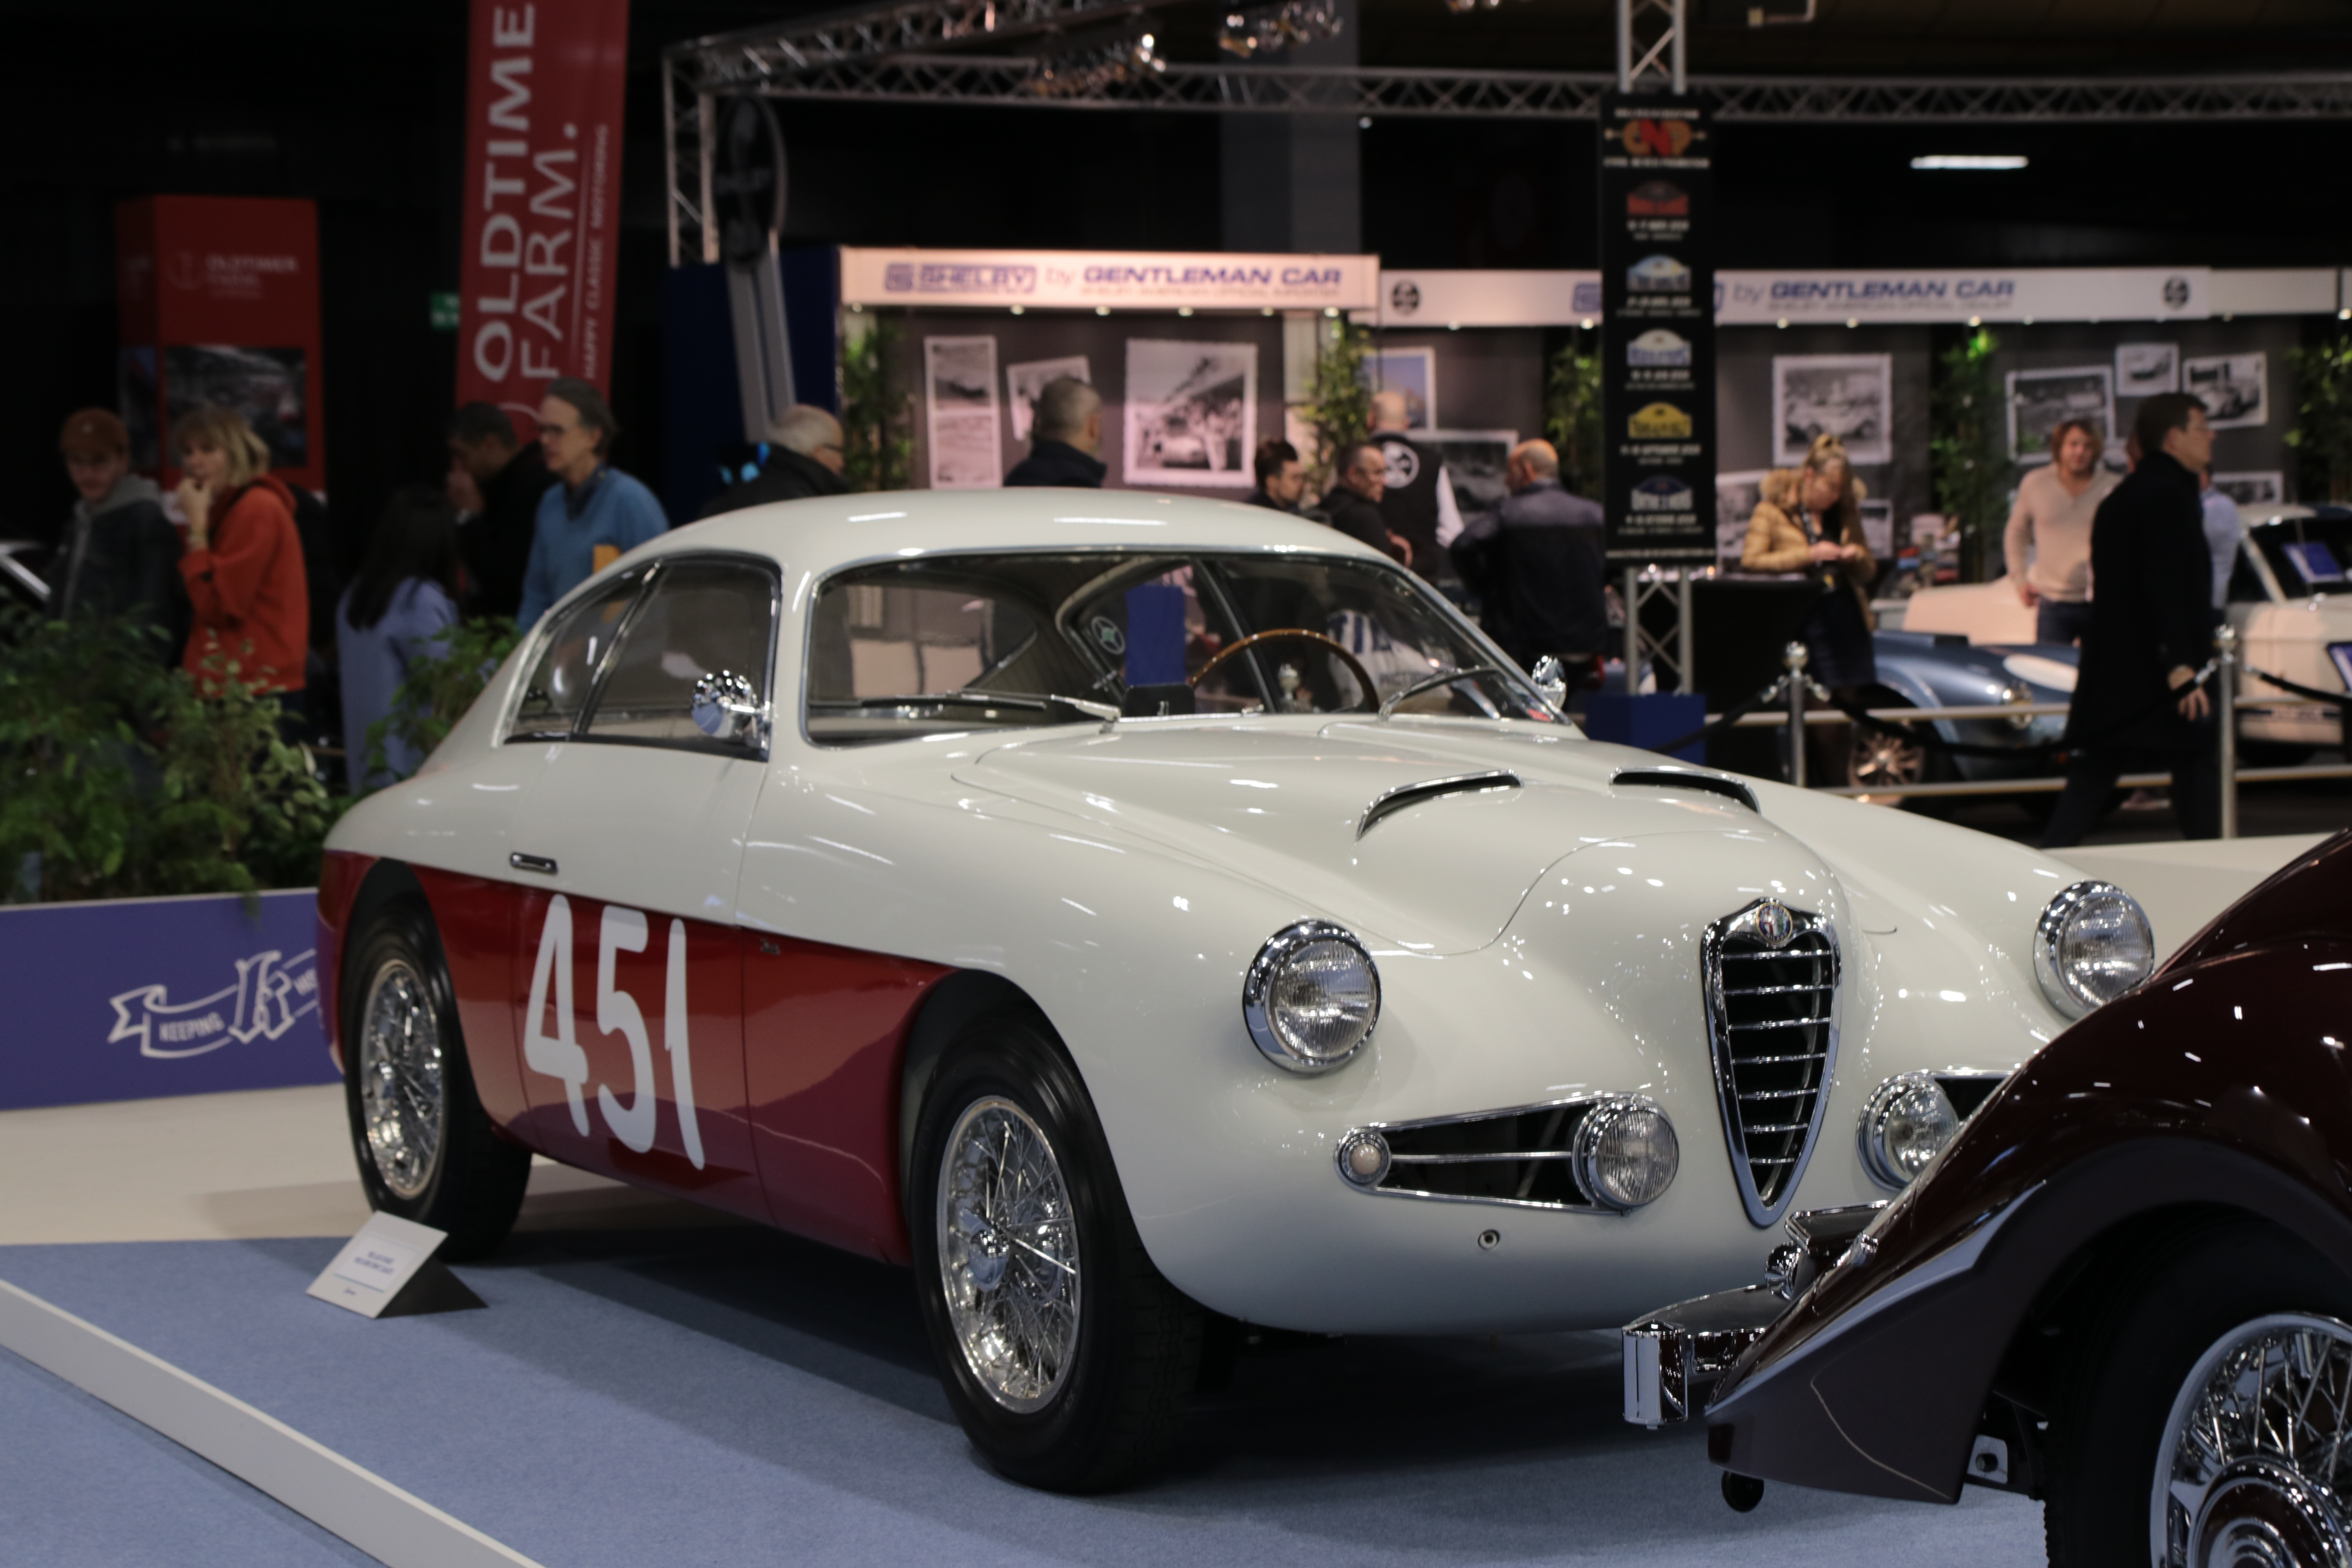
[509,852,558,875]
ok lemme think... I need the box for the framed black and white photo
[1123,340,1256,488]
[1715,468,1766,567]
[923,336,1002,489]
[2115,342,2178,396]
[2007,366,2116,463]
[1362,349,1437,430]
[1004,355,1090,445]
[1772,355,1892,467]
[2185,352,2269,429]
[2211,471,2284,508]
[1422,428,1517,523]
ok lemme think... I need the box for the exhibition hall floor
[4,835,2331,1568]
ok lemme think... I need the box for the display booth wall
[1356,328,1548,444]
[884,310,1292,498]
[1717,324,1935,555]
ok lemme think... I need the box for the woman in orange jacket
[172,404,310,711]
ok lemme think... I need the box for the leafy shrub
[361,617,521,792]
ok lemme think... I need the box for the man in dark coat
[1005,377,1107,488]
[1450,439,1606,672]
[699,405,849,518]
[2042,392,2221,849]
[448,402,557,620]
[51,409,185,659]
[1368,389,1461,584]
[1319,443,1411,565]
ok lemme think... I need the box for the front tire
[2043,1221,2352,1568]
[341,898,530,1260]
[910,1013,1204,1491]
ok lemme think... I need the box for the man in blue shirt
[516,377,669,627]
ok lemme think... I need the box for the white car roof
[633,487,1393,576]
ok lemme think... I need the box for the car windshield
[2246,512,2352,598]
[804,550,1557,744]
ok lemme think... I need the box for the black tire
[909,1012,1204,1492]
[341,897,530,1261]
[2043,1219,2352,1568]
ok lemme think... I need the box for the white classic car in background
[1902,503,2352,756]
[320,492,2149,1490]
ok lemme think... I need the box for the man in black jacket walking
[2042,392,2221,848]
[699,405,849,518]
[1450,439,1605,674]
[448,403,557,620]
[1005,378,1107,488]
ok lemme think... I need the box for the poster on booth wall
[1361,349,1437,429]
[1123,340,1256,488]
[1005,356,1091,444]
[2008,367,2116,463]
[454,0,632,434]
[2212,472,2284,508]
[2116,342,2179,396]
[1715,470,1766,567]
[1422,429,1517,526]
[2185,352,2269,428]
[924,337,1003,489]
[1772,355,1891,468]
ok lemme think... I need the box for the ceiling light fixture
[1910,155,2028,171]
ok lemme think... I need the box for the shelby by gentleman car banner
[456,0,631,428]
[0,890,338,1111]
[840,248,1379,312]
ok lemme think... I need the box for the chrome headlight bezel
[2033,879,2155,1019]
[1242,920,1381,1074]
[1571,1094,1680,1211]
[1857,1071,1962,1191]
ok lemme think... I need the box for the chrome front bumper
[1621,1201,1885,1427]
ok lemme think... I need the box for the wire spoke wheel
[1847,722,1927,807]
[2154,1313,2352,1568]
[358,956,445,1201]
[937,1096,1082,1413]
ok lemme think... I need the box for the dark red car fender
[315,849,379,1074]
[1707,935,2352,1502]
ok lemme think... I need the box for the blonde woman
[1741,433,1878,691]
[174,403,309,707]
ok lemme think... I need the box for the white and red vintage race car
[319,490,2146,1489]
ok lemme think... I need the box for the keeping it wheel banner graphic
[1598,94,1717,565]
[455,0,632,435]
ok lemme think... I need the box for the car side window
[510,575,644,740]
[580,559,778,751]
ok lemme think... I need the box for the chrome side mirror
[691,670,765,744]
[1529,655,1569,712]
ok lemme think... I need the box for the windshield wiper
[1379,664,1506,719]
[822,691,1121,722]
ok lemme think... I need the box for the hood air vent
[1611,769,1757,813]
[1356,770,1519,839]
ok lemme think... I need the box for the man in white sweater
[2003,417,2118,645]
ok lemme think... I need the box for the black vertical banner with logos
[1599,94,1716,565]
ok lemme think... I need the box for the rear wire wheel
[341,897,530,1260]
[911,1013,1204,1491]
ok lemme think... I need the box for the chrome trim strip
[508,853,558,876]
[1609,767,1758,813]
[1356,770,1520,839]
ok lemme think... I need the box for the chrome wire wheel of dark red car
[357,954,445,1200]
[937,1096,1083,1413]
[2151,1313,2352,1568]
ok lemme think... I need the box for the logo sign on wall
[840,248,1379,312]
[455,0,632,431]
[1598,94,1717,564]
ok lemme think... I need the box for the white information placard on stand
[307,1213,483,1320]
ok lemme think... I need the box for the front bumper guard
[1622,1201,1884,1427]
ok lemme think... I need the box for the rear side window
[581,559,778,750]
[511,575,643,740]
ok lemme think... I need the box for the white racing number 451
[521,895,705,1169]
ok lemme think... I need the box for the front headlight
[1243,920,1381,1073]
[1858,1072,1960,1190]
[1573,1096,1679,1210]
[2033,880,2154,1018]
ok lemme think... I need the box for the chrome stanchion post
[1783,641,1809,789]
[1676,569,1696,695]
[2216,622,2238,840]
[1623,565,1641,696]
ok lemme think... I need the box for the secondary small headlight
[1243,920,1381,1073]
[1859,1072,1960,1190]
[2033,879,2154,1018]
[1573,1096,1679,1211]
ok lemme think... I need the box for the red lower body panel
[415,867,531,1136]
[315,850,376,1074]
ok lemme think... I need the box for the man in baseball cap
[54,408,185,658]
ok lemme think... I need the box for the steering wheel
[1189,628,1379,713]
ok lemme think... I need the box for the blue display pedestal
[1580,692,1706,763]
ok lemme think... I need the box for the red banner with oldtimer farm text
[455,0,630,432]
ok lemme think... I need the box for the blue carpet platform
[0,1230,2042,1566]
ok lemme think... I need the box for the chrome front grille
[1701,900,1840,1227]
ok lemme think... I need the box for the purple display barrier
[0,888,340,1111]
